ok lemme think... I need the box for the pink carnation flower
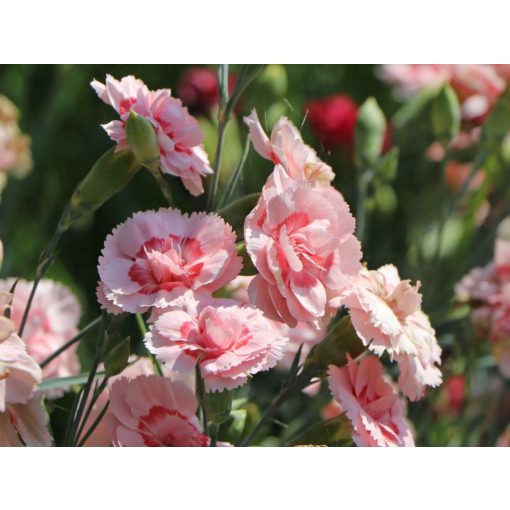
[456,230,510,377]
[343,264,442,400]
[91,74,213,196]
[0,332,52,446]
[380,64,507,123]
[0,278,81,398]
[145,291,288,392]
[244,109,334,185]
[97,208,242,314]
[328,355,415,447]
[225,275,327,373]
[107,374,210,447]
[244,166,362,327]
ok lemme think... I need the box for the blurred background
[1,64,510,446]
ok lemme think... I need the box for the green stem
[355,170,372,242]
[218,134,251,209]
[207,64,264,212]
[195,363,209,436]
[40,316,101,369]
[77,401,110,447]
[209,423,219,447]
[18,202,75,337]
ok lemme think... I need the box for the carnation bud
[125,111,160,170]
[204,389,233,425]
[66,148,140,227]
[355,98,386,167]
[431,85,460,147]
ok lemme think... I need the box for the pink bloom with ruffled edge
[244,166,362,327]
[91,75,213,196]
[343,264,442,401]
[98,208,242,314]
[107,374,210,447]
[244,109,335,185]
[0,332,52,446]
[145,290,288,392]
[0,278,81,398]
[328,355,415,447]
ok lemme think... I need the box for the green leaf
[304,315,365,377]
[219,409,248,444]
[480,85,510,152]
[217,193,260,236]
[431,84,461,147]
[355,97,386,167]
[376,146,399,181]
[104,335,130,378]
[287,415,353,447]
[374,184,398,214]
[38,372,105,392]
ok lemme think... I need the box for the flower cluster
[381,64,510,123]
[0,291,52,446]
[0,278,81,398]
[0,95,32,193]
[456,220,510,376]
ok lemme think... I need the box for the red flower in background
[306,94,392,154]
[445,375,466,413]
[178,67,235,115]
[306,95,358,149]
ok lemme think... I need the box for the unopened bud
[125,111,160,169]
[355,98,386,167]
[66,147,139,228]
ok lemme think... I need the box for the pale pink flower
[0,278,81,398]
[225,275,327,370]
[0,332,52,446]
[244,109,334,185]
[456,231,510,377]
[328,355,415,447]
[98,208,242,314]
[83,356,188,447]
[107,374,210,447]
[380,64,507,122]
[245,168,362,326]
[343,264,442,400]
[91,75,213,196]
[0,96,32,193]
[145,290,287,392]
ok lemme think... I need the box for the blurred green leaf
[431,84,461,147]
[376,146,399,181]
[355,97,386,167]
[104,334,130,378]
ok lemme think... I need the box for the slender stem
[209,423,219,447]
[355,170,372,242]
[147,165,174,207]
[75,378,108,444]
[40,316,101,369]
[66,312,107,445]
[195,363,209,436]
[77,401,110,447]
[218,134,251,209]
[207,64,264,212]
[239,368,315,447]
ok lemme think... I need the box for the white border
[2,0,510,63]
